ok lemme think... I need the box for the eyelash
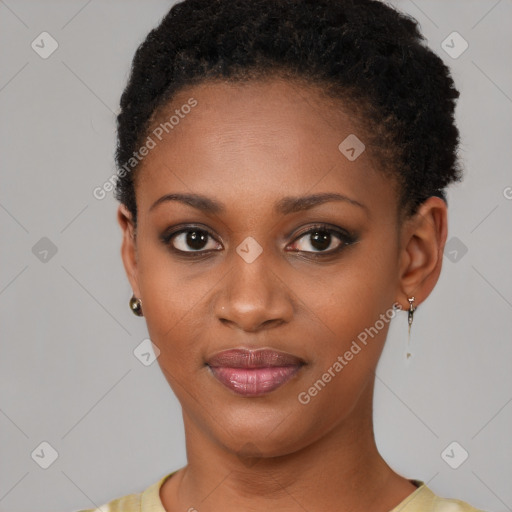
[160,223,358,259]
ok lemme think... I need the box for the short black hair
[115,0,462,224]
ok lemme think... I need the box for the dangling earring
[406,296,416,359]
[407,297,416,333]
[129,295,143,317]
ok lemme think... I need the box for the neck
[161,379,416,512]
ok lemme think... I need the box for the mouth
[206,348,305,397]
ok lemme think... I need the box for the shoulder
[72,471,174,512]
[429,495,486,512]
[391,482,488,512]
[73,490,141,512]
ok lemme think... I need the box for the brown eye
[166,228,221,253]
[292,229,341,253]
[288,224,357,255]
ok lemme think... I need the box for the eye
[161,227,222,254]
[287,224,356,255]
[160,223,357,258]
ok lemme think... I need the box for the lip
[206,348,305,397]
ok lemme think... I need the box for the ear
[117,204,141,298]
[396,196,448,309]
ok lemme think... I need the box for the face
[120,78,408,458]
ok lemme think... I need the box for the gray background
[1,0,511,511]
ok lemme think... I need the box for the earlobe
[396,196,448,309]
[117,204,141,298]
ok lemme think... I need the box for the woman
[80,0,485,510]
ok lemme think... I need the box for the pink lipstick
[206,348,304,397]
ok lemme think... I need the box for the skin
[118,78,448,512]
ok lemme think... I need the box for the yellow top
[76,472,486,512]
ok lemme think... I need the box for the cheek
[291,236,399,407]
[136,243,209,364]
[344,230,400,316]
[296,232,399,341]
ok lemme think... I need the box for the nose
[214,250,294,332]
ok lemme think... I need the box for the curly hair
[114,0,462,224]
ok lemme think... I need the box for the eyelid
[290,223,354,242]
[160,223,218,242]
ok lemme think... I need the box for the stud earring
[129,295,143,317]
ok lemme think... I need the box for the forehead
[135,78,397,220]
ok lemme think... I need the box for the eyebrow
[149,192,368,215]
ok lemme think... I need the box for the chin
[207,405,319,458]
